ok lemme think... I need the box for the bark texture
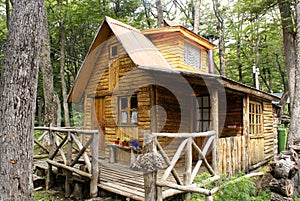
[290,0,300,143]
[277,0,296,110]
[193,0,201,34]
[39,3,61,127]
[213,0,226,76]
[0,0,44,200]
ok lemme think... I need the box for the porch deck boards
[98,159,186,201]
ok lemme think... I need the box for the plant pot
[114,140,120,145]
[122,141,129,146]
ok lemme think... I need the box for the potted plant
[122,137,130,146]
[114,137,120,145]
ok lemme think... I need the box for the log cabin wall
[220,91,243,137]
[83,34,154,159]
[263,102,276,161]
[144,31,209,73]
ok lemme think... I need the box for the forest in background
[0,0,288,126]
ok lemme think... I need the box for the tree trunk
[0,0,44,200]
[193,0,201,34]
[58,0,70,127]
[289,0,300,144]
[39,2,61,127]
[269,178,294,198]
[5,0,10,30]
[156,0,163,28]
[213,0,226,75]
[277,0,296,111]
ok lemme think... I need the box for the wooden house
[68,16,280,175]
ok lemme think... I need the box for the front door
[93,97,106,158]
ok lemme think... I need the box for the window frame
[118,95,138,125]
[249,101,263,136]
[184,42,202,69]
[109,43,118,59]
[195,96,211,132]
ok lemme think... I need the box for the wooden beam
[71,133,92,173]
[34,139,49,153]
[46,159,92,179]
[161,139,188,181]
[49,134,68,160]
[211,89,219,173]
[34,126,99,135]
[70,135,94,168]
[192,141,215,176]
[90,131,99,198]
[152,131,215,138]
[155,138,183,185]
[243,95,250,172]
[156,180,212,195]
[184,138,193,200]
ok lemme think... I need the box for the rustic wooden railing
[34,126,99,198]
[143,131,219,201]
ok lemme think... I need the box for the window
[249,101,263,136]
[195,96,211,132]
[119,95,138,124]
[184,42,202,69]
[109,44,118,58]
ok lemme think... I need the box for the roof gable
[68,16,171,103]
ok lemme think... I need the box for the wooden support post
[243,95,250,172]
[144,133,158,201]
[46,127,54,190]
[65,131,72,197]
[109,145,116,163]
[183,137,193,201]
[90,131,99,198]
[211,89,219,173]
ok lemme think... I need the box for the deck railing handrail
[34,126,99,198]
[145,130,217,200]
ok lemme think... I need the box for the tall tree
[277,0,296,110]
[40,0,61,126]
[213,0,226,75]
[0,0,44,200]
[58,0,70,127]
[156,0,164,27]
[289,0,300,145]
[193,0,201,34]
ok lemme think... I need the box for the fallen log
[270,193,293,201]
[269,178,294,197]
[270,159,297,179]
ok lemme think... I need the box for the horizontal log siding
[263,101,275,159]
[82,35,154,161]
[217,136,247,175]
[146,32,208,73]
[220,93,243,137]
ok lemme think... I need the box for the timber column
[211,89,219,174]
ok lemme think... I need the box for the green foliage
[191,172,271,201]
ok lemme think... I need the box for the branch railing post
[46,126,54,190]
[90,130,99,198]
[183,137,193,200]
[65,131,72,197]
[143,133,159,201]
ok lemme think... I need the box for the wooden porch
[34,127,219,200]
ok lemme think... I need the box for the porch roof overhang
[138,66,280,102]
